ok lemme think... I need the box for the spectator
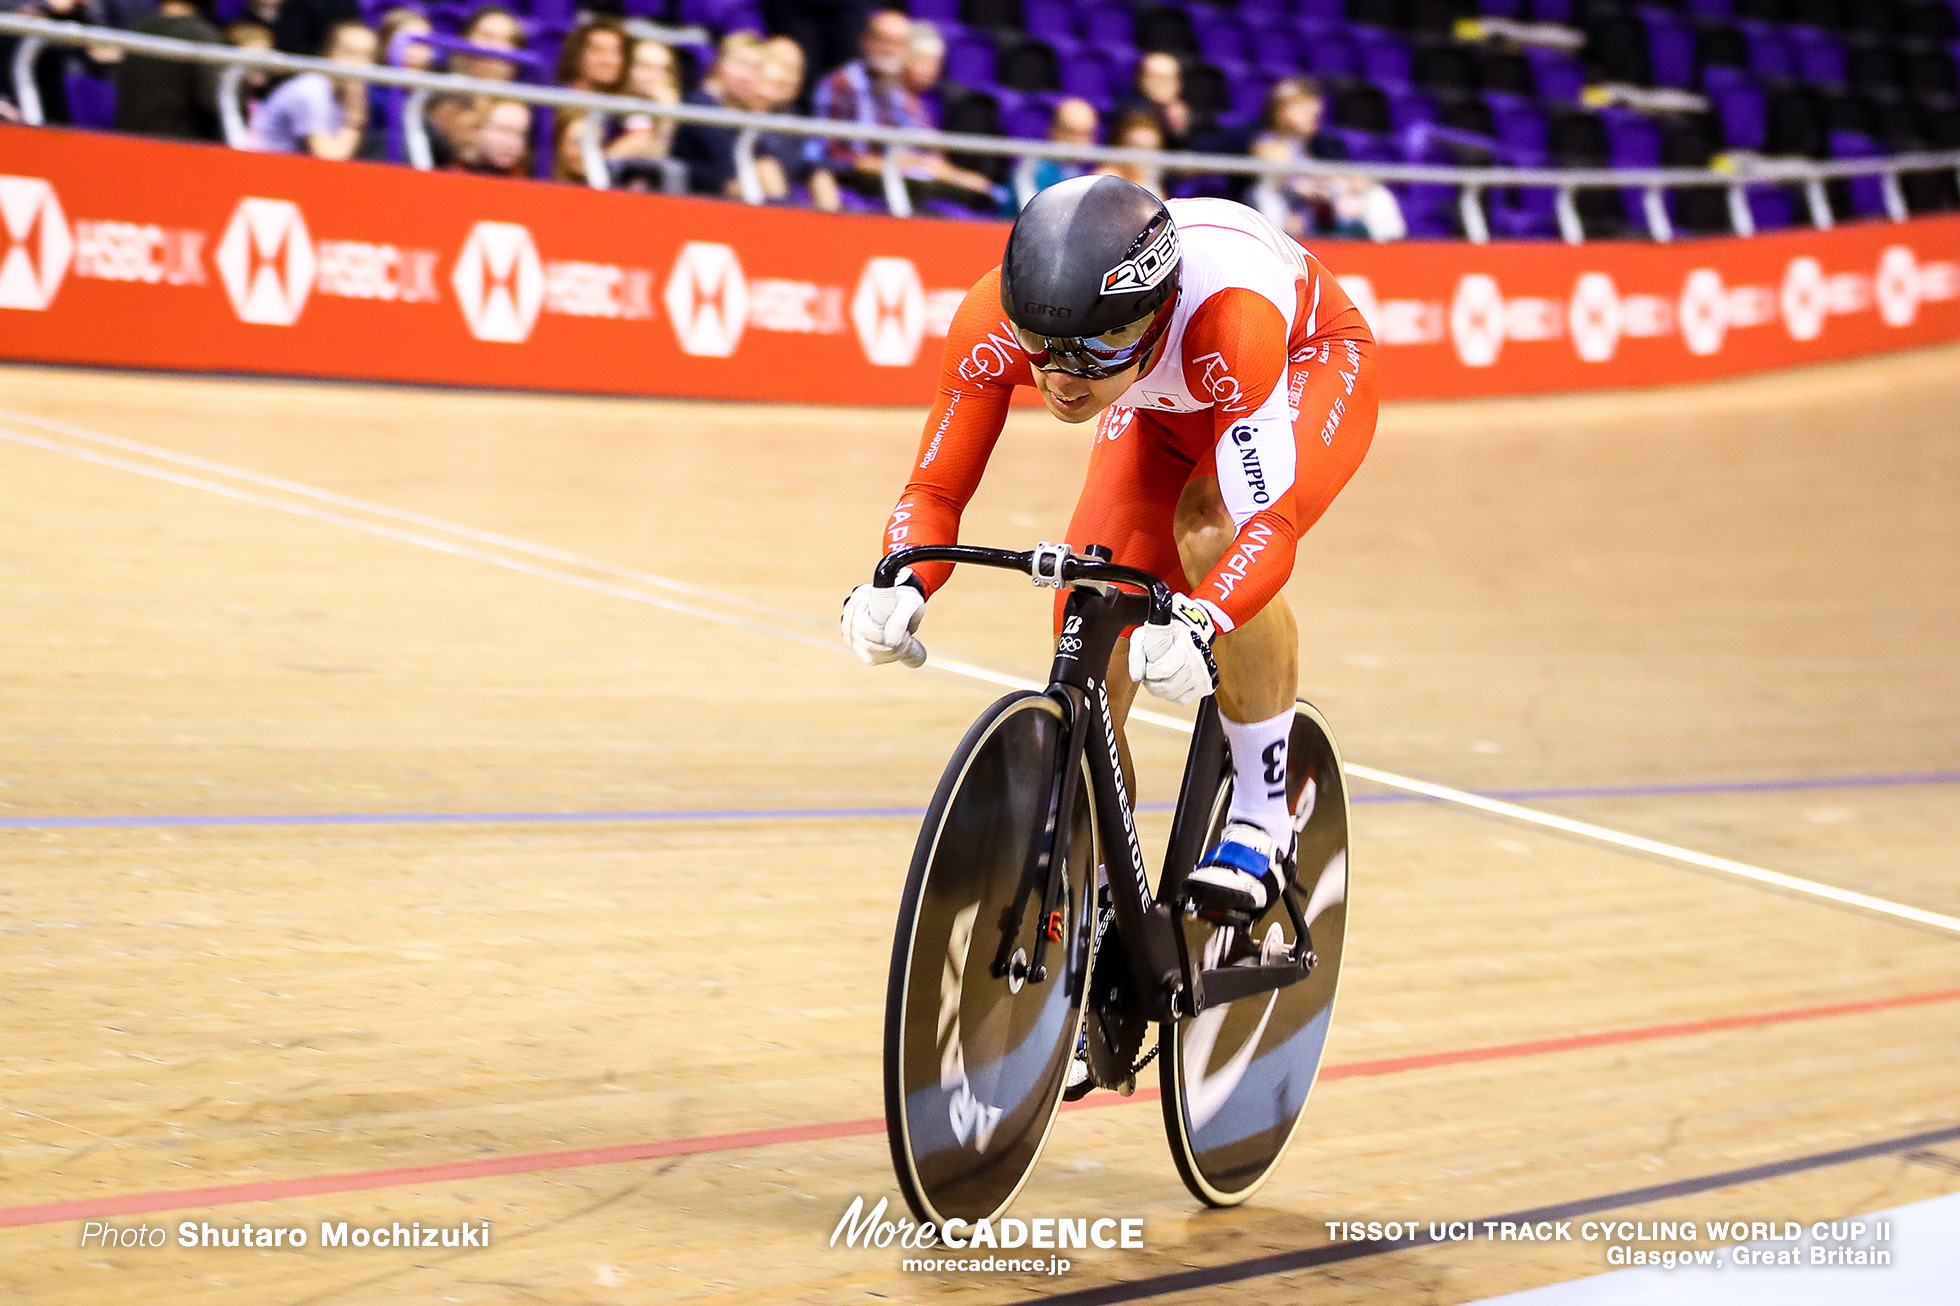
[551,110,597,182]
[607,38,681,172]
[453,96,532,177]
[253,19,376,159]
[428,6,525,164]
[451,5,525,82]
[272,0,357,59]
[1096,110,1164,197]
[1022,96,1097,198]
[1116,51,1199,151]
[222,18,276,115]
[1249,77,1403,240]
[377,6,434,70]
[115,0,224,140]
[812,8,996,213]
[555,17,630,94]
[12,0,109,119]
[753,36,840,209]
[670,32,763,196]
[899,20,944,125]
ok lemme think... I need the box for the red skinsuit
[883,198,1379,632]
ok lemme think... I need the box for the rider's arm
[882,268,1032,595]
[1180,288,1303,632]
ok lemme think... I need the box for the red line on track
[5,986,1955,1230]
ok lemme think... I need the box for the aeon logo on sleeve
[852,256,927,367]
[663,241,749,357]
[0,175,75,311]
[215,198,315,326]
[451,221,544,343]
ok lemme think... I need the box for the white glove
[842,574,928,667]
[1127,596,1220,705]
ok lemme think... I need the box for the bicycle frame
[876,543,1316,1025]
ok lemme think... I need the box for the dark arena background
[3,2,1959,1299]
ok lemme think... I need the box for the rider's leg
[1174,478,1299,847]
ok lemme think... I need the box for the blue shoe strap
[1199,839,1271,880]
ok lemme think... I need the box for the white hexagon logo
[1449,273,1506,368]
[663,241,749,357]
[0,175,73,311]
[1567,272,1623,363]
[851,257,927,367]
[1677,268,1729,357]
[215,197,315,326]
[1780,257,1828,342]
[451,221,545,343]
[1873,245,1920,329]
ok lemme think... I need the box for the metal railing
[7,12,1958,241]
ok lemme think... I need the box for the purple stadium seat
[1003,98,1053,138]
[1226,73,1273,125]
[1296,0,1346,23]
[1491,97,1550,163]
[1789,28,1845,86]
[1396,183,1462,237]
[1713,80,1767,148]
[1195,16,1251,66]
[1642,13,1697,89]
[1254,30,1302,79]
[63,71,118,130]
[1829,129,1888,214]
[1741,22,1794,81]
[947,30,998,84]
[1240,0,1289,20]
[1060,50,1116,108]
[1080,4,1134,45]
[1685,0,1731,17]
[911,0,961,22]
[1480,0,1526,17]
[1389,89,1436,132]
[1025,0,1072,38]
[1746,185,1794,230]
[1529,0,1573,23]
[1525,49,1585,101]
[1300,26,1360,78]
[1356,30,1413,88]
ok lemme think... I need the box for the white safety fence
[8,12,1960,242]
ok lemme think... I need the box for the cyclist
[844,175,1377,923]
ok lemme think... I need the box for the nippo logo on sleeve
[663,241,749,357]
[1099,223,1178,295]
[0,175,74,312]
[451,221,544,343]
[215,197,315,326]
[851,257,926,367]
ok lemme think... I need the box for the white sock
[1221,708,1295,846]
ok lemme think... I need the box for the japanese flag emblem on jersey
[1100,223,1179,296]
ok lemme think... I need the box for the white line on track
[6,419,1957,938]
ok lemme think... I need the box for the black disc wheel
[885,691,1099,1225]
[1161,699,1351,1207]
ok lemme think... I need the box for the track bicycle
[876,541,1351,1224]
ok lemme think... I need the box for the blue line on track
[1,771,1953,832]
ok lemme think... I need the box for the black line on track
[1028,1122,1960,1305]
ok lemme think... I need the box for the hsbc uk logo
[216,198,316,326]
[0,175,74,311]
[665,241,749,357]
[452,221,545,343]
[852,257,927,368]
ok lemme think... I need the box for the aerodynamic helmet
[999,175,1182,380]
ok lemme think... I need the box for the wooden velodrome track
[1,345,1957,1306]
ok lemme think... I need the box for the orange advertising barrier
[3,125,1958,402]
